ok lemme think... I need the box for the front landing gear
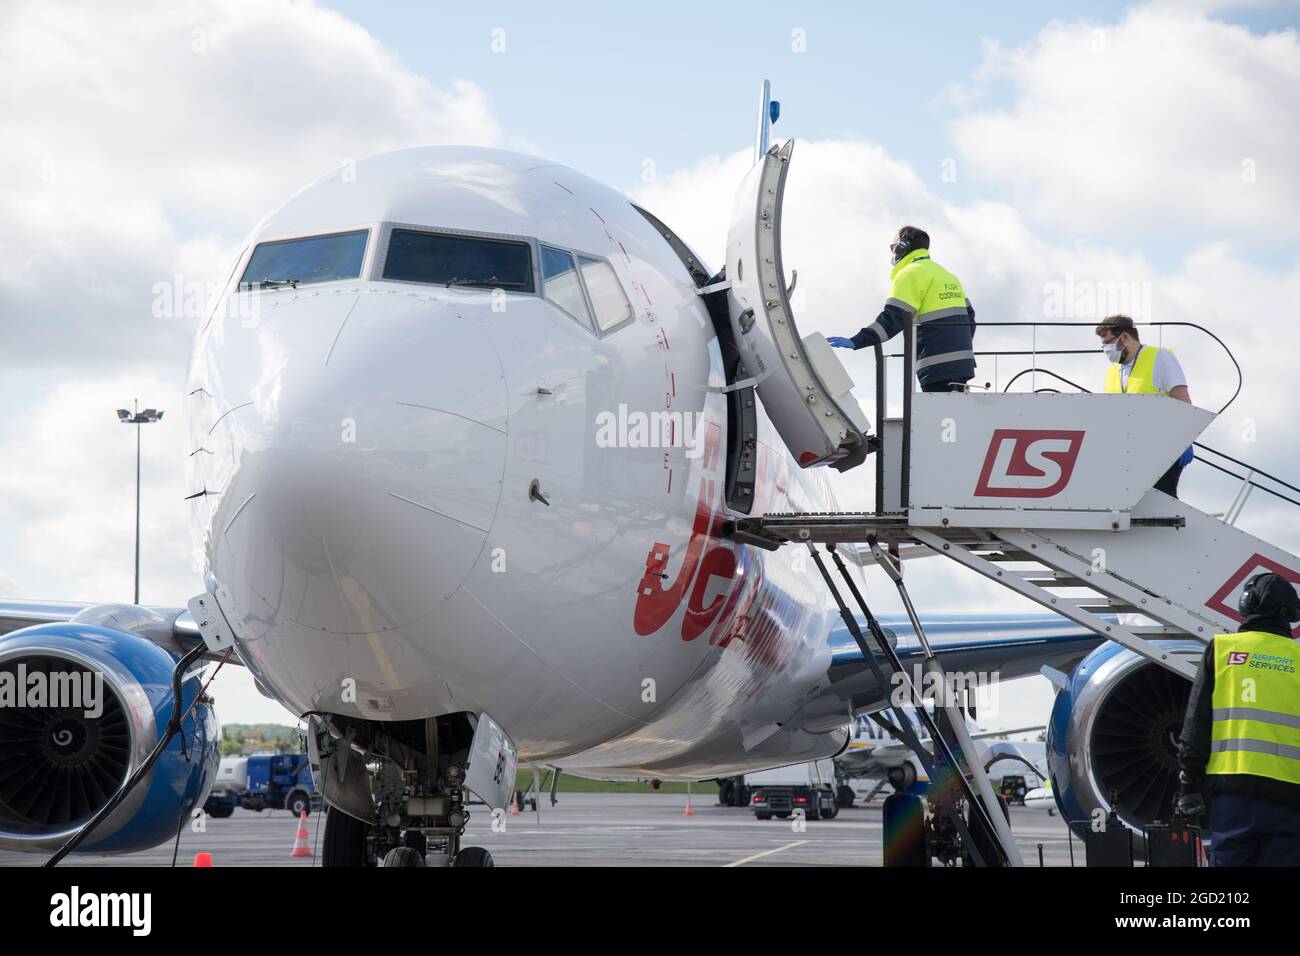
[316,712,508,868]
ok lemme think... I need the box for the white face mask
[1102,341,1122,363]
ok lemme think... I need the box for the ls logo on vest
[1227,651,1250,665]
[974,429,1086,498]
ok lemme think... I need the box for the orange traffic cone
[290,810,312,858]
[683,796,694,817]
[509,793,520,816]
[193,852,212,867]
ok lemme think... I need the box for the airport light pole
[116,401,164,605]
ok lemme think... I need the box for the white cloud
[0,0,506,370]
[949,4,1300,241]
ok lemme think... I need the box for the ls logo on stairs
[974,429,1086,498]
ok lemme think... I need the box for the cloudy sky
[1,0,1297,730]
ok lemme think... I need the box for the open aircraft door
[724,140,871,472]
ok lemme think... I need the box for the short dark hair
[1095,314,1139,341]
[898,225,930,250]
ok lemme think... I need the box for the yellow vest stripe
[1212,707,1300,730]
[1211,739,1300,760]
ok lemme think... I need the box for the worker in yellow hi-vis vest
[1177,573,1300,866]
[1095,314,1194,497]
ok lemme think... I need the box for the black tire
[205,802,234,819]
[806,801,820,821]
[883,793,927,867]
[821,795,839,820]
[322,805,371,867]
[286,790,312,817]
[453,846,494,868]
[755,812,772,820]
[717,778,749,807]
[836,785,855,808]
[775,811,790,819]
[381,846,426,867]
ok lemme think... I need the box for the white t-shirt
[1119,346,1187,394]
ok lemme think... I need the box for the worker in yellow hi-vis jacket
[1177,573,1300,866]
[828,225,976,393]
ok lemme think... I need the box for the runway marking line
[724,840,809,867]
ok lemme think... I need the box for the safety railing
[872,319,1247,517]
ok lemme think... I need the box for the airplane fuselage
[187,147,851,778]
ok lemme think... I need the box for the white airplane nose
[202,289,508,640]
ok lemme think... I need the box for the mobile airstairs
[706,141,1300,866]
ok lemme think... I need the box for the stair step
[1023,576,1092,588]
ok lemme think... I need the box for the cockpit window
[541,246,593,328]
[241,230,368,288]
[578,256,633,331]
[384,229,535,292]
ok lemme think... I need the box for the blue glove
[1178,446,1194,468]
[827,336,856,349]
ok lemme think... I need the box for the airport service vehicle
[203,754,317,818]
[747,759,839,820]
[1,83,1295,867]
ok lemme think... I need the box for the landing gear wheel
[882,793,927,867]
[205,803,234,819]
[453,846,494,868]
[381,846,426,867]
[821,796,839,820]
[837,785,855,808]
[322,805,371,867]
